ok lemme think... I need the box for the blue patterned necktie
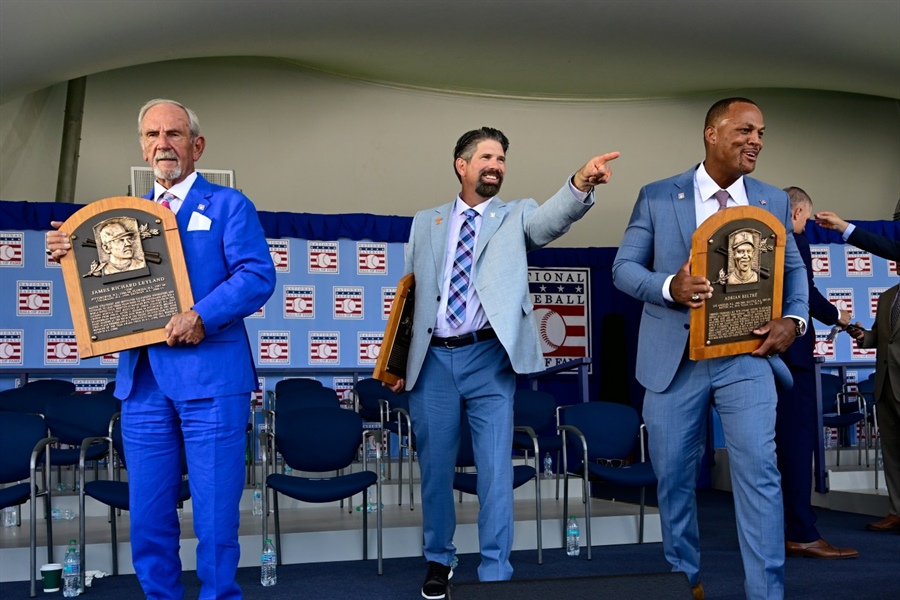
[891,288,899,330]
[159,191,177,210]
[446,209,477,328]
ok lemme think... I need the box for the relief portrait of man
[726,229,760,285]
[93,217,146,275]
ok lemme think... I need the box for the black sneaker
[421,560,453,600]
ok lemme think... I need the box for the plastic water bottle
[62,548,80,596]
[543,453,553,479]
[67,540,83,594]
[566,516,581,557]
[2,506,17,528]
[261,538,276,586]
[823,427,833,449]
[252,483,263,517]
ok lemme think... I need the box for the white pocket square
[187,212,212,231]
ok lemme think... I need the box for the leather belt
[430,328,498,349]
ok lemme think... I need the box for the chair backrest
[354,378,389,421]
[559,402,641,461]
[513,389,558,436]
[274,407,364,472]
[275,378,323,397]
[23,378,76,397]
[0,412,49,484]
[275,386,341,412]
[820,373,844,413]
[44,390,121,446]
[0,378,75,415]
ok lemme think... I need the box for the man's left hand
[572,151,621,192]
[165,309,206,346]
[750,317,796,357]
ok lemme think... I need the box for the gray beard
[154,163,182,182]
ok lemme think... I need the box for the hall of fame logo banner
[258,331,290,364]
[332,376,355,409]
[0,232,24,267]
[826,288,853,317]
[284,285,315,319]
[309,241,339,273]
[309,331,340,364]
[528,267,591,371]
[252,377,265,408]
[382,287,397,319]
[17,280,52,316]
[358,332,383,365]
[0,330,24,365]
[869,288,887,319]
[810,246,831,276]
[334,287,364,319]
[73,378,107,394]
[267,239,290,273]
[844,248,872,277]
[850,338,877,360]
[357,243,387,275]
[249,304,266,319]
[100,352,119,366]
[813,331,835,361]
[45,329,79,365]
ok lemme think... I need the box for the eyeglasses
[594,458,625,468]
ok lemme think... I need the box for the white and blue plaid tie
[446,209,477,328]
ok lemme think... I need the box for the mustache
[154,151,178,162]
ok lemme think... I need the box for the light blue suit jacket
[115,174,276,401]
[612,167,808,393]
[403,183,593,390]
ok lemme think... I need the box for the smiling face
[140,102,205,187]
[704,101,764,189]
[456,139,506,205]
[734,242,754,273]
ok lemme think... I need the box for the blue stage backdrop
[1,200,897,442]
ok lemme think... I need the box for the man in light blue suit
[389,127,619,599]
[612,98,809,600]
[48,99,275,599]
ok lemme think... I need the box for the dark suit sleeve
[847,227,900,262]
[794,232,839,326]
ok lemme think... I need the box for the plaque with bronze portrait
[689,206,786,360]
[373,273,415,386]
[58,197,193,358]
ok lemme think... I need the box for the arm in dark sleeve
[795,232,839,326]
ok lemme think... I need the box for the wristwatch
[788,317,806,337]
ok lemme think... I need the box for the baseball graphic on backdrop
[535,308,566,353]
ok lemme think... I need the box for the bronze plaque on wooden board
[689,206,786,361]
[373,273,415,386]
[58,197,194,358]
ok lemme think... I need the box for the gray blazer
[859,284,900,403]
[612,166,809,393]
[402,182,593,390]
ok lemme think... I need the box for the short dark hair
[784,186,813,211]
[704,97,759,129]
[452,127,509,181]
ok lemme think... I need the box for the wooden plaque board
[689,206,785,361]
[373,273,415,386]
[58,197,194,358]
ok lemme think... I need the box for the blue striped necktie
[446,209,477,328]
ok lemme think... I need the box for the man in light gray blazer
[612,98,808,600]
[390,126,619,599]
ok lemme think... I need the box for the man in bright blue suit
[48,99,275,599]
[389,127,619,599]
[612,98,809,600]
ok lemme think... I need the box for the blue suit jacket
[612,166,808,393]
[402,182,593,390]
[115,174,276,401]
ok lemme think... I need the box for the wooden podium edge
[689,206,785,361]
[372,273,414,386]
[59,196,194,359]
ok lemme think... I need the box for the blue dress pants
[121,352,249,599]
[409,338,516,581]
[643,353,784,600]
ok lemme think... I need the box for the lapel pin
[197,204,206,211]
[435,217,443,225]
[490,212,496,218]
[677,193,685,200]
[760,200,767,206]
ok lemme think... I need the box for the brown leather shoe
[691,582,705,600]
[866,514,900,532]
[785,538,859,559]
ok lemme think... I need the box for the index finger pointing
[596,151,621,165]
